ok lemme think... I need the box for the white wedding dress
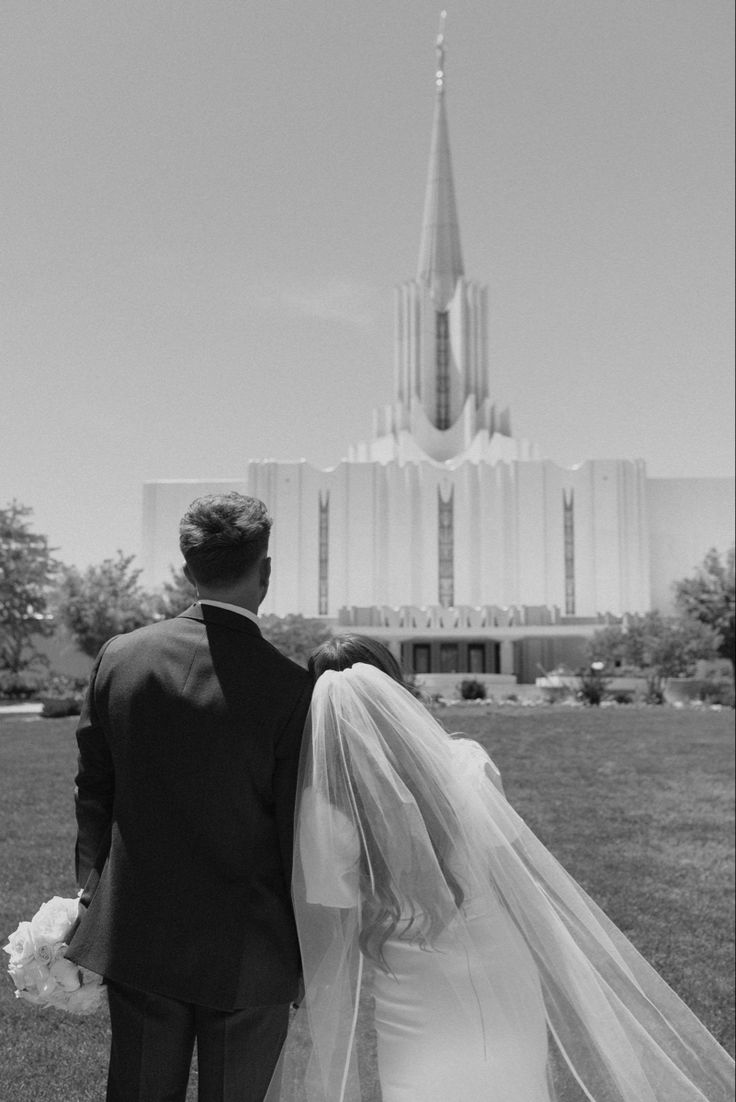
[265,665,734,1102]
[300,741,551,1102]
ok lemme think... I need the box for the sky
[2,0,733,571]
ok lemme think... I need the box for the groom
[67,492,312,1102]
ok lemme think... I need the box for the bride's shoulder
[449,734,490,760]
[449,736,504,793]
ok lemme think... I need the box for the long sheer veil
[265,664,734,1102]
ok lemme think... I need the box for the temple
[142,23,734,688]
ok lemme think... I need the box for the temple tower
[361,16,517,466]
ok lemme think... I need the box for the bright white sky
[2,1,733,570]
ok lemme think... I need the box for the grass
[0,705,733,1099]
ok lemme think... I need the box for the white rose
[9,957,46,992]
[50,958,81,992]
[34,941,55,967]
[3,922,35,966]
[30,897,79,945]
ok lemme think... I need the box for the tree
[56,552,155,658]
[674,546,735,671]
[0,501,58,674]
[151,566,197,620]
[588,610,720,699]
[259,614,333,668]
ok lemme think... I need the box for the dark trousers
[106,981,290,1102]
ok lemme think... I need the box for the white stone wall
[143,455,659,619]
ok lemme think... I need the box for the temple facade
[142,27,734,683]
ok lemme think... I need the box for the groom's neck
[185,554,270,616]
[194,575,263,616]
[196,585,259,614]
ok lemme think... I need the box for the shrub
[611,690,634,705]
[541,685,573,704]
[260,614,332,668]
[0,668,47,700]
[700,675,735,709]
[459,679,486,701]
[40,697,81,718]
[42,672,87,695]
[577,667,610,707]
[38,673,87,718]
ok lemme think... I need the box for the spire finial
[418,8,463,307]
[435,11,447,90]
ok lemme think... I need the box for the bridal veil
[265,663,734,1102]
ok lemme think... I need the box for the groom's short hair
[179,493,272,586]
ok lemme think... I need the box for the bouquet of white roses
[4,896,106,1016]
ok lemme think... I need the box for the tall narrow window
[563,489,575,615]
[318,492,329,615]
[438,485,454,608]
[435,311,450,429]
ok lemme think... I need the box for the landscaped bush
[459,678,486,700]
[0,669,46,700]
[700,675,735,709]
[540,685,573,704]
[38,673,87,718]
[610,690,634,705]
[577,667,610,707]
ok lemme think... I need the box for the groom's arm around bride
[66,493,312,1102]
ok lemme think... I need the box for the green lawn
[0,705,733,1099]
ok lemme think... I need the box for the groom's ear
[259,555,271,599]
[183,563,197,591]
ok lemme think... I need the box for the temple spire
[435,9,447,88]
[417,11,464,310]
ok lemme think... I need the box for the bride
[265,635,734,1102]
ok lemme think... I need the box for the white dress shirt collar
[197,599,260,626]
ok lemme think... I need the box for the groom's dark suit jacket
[66,603,312,1011]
